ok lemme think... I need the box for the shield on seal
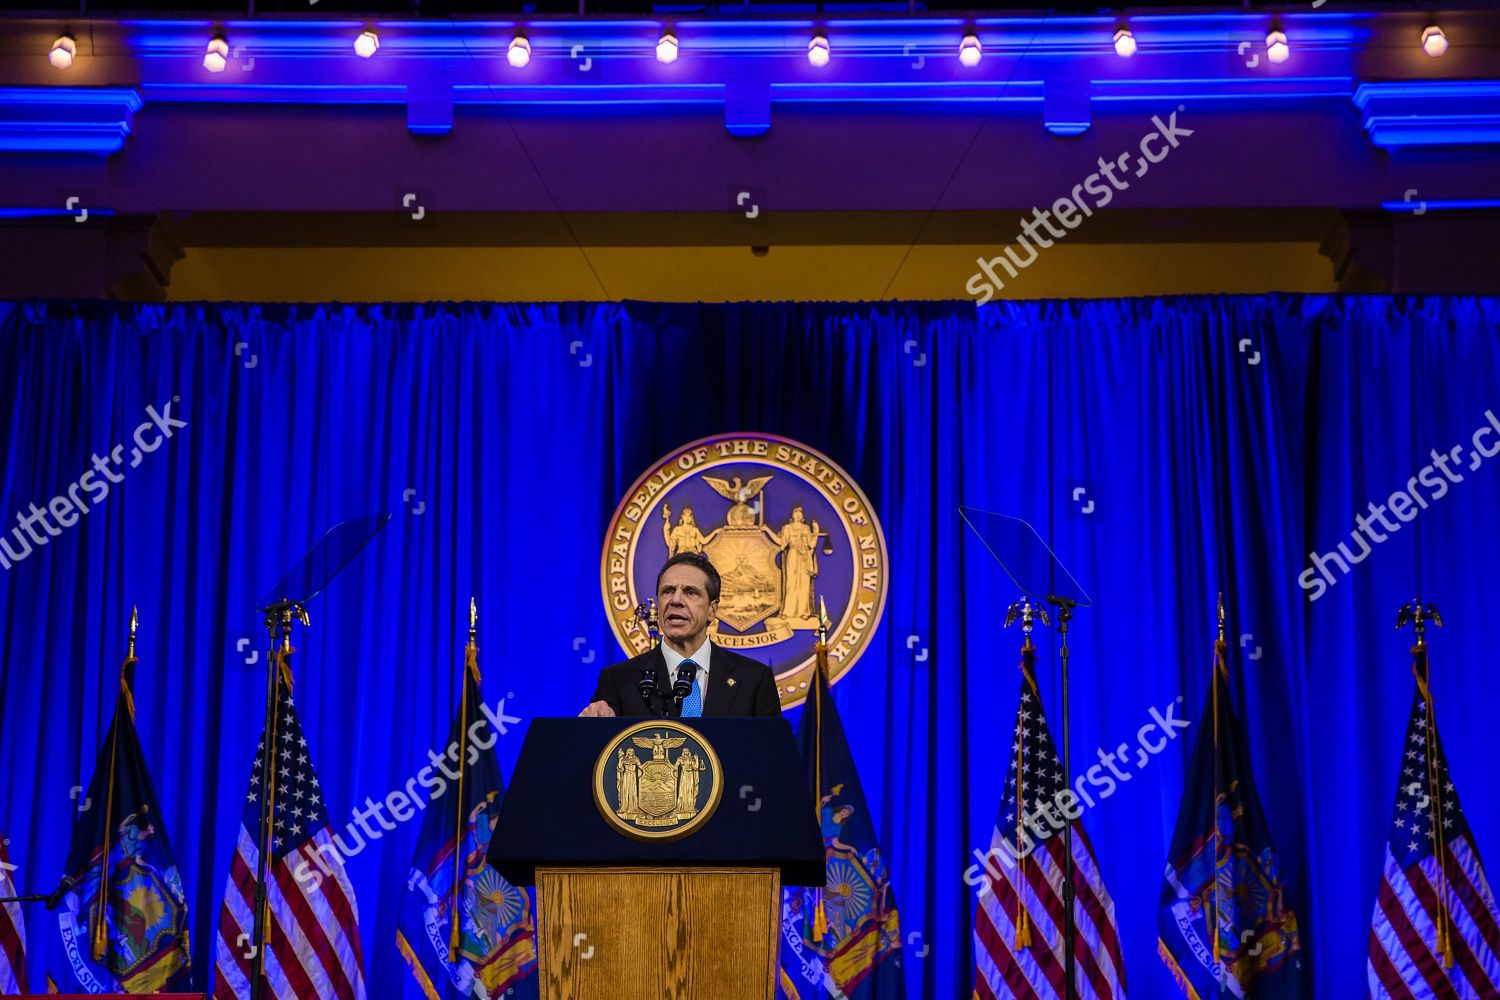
[705,527,783,631]
[636,760,679,818]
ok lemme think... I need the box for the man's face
[657,563,718,648]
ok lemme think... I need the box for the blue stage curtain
[2,296,1499,998]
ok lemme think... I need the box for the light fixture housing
[808,33,830,67]
[1266,29,1289,64]
[1113,27,1137,58]
[49,34,76,69]
[354,29,379,58]
[959,33,981,67]
[657,31,679,64]
[204,36,229,73]
[1422,25,1448,57]
[507,35,531,68]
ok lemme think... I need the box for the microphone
[672,662,695,717]
[46,877,73,909]
[638,668,661,717]
[2,875,79,909]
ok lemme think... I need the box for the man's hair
[656,552,721,603]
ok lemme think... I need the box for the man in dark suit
[580,552,782,718]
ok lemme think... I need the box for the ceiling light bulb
[204,36,229,73]
[959,33,981,67]
[507,36,531,69]
[1114,27,1137,58]
[50,34,77,69]
[808,34,830,67]
[657,31,679,64]
[1266,29,1289,65]
[355,30,379,58]
[1422,25,1448,58]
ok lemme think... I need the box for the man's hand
[579,700,616,718]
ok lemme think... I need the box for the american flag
[214,658,367,1000]
[1368,681,1500,999]
[0,833,25,994]
[973,646,1127,1000]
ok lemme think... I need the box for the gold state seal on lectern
[600,434,889,709]
[594,721,724,841]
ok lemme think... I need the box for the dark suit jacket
[591,643,782,718]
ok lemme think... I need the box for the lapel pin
[727,678,737,688]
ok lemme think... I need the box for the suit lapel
[703,644,738,716]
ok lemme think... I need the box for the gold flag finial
[465,597,482,683]
[1396,598,1443,647]
[1004,596,1048,647]
[816,596,831,645]
[634,599,661,647]
[279,603,310,650]
[120,607,139,720]
[1216,593,1225,644]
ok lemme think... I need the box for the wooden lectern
[489,717,824,1000]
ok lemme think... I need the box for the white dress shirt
[661,635,712,697]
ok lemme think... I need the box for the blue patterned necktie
[679,659,703,718]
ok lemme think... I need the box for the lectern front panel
[535,866,779,1000]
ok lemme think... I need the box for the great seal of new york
[600,433,889,709]
[593,721,724,841]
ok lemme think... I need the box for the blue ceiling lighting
[1355,82,1500,149]
[0,86,141,154]
[0,13,1492,150]
[0,207,117,218]
[1382,198,1500,213]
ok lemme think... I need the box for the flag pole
[91,606,138,963]
[812,596,831,944]
[252,600,307,1000]
[1398,599,1452,968]
[1015,608,1031,951]
[450,598,478,964]
[1046,593,1080,1000]
[1211,595,1227,971]
[1004,597,1047,949]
